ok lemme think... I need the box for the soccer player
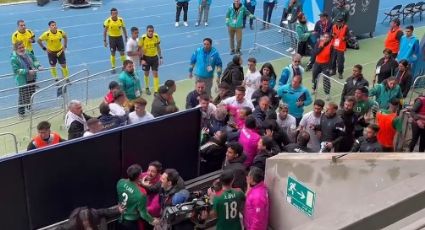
[12,19,35,54]
[126,27,140,69]
[203,170,245,230]
[37,21,69,82]
[116,164,160,229]
[139,25,162,95]
[104,8,128,72]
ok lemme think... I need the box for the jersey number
[224,201,238,219]
[121,192,128,206]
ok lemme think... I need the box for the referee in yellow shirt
[138,25,162,95]
[37,21,69,82]
[12,20,35,54]
[103,8,128,73]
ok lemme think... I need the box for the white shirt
[221,96,254,110]
[83,131,94,137]
[196,103,217,120]
[244,69,261,100]
[126,37,139,65]
[276,113,297,142]
[128,111,154,124]
[109,103,126,117]
[299,111,322,152]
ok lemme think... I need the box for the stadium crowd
[8,0,425,229]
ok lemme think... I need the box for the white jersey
[109,103,126,117]
[126,37,139,65]
[221,96,254,110]
[276,113,297,142]
[244,69,261,100]
[299,111,322,152]
[128,111,154,124]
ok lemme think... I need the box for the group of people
[60,161,269,230]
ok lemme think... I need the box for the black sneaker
[145,88,151,95]
[338,73,343,79]
[236,50,242,55]
[230,50,235,55]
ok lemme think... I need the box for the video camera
[162,191,212,227]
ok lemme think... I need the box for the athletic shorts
[142,55,159,71]
[109,36,125,53]
[48,50,66,66]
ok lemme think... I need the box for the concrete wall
[264,153,425,230]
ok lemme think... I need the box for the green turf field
[0,27,423,156]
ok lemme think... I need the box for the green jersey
[355,99,378,116]
[116,179,153,223]
[213,189,245,230]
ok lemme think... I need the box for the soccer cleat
[183,21,188,27]
[236,50,242,55]
[230,50,235,55]
[338,73,343,79]
[175,22,179,27]
[286,47,294,52]
[291,50,296,55]
[195,22,199,27]
[204,22,208,26]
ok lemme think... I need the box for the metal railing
[407,75,425,106]
[28,69,90,137]
[249,18,299,58]
[0,132,18,154]
[314,73,345,102]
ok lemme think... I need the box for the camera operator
[116,164,160,230]
[202,170,245,230]
[159,168,192,229]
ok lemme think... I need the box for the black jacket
[223,153,247,191]
[340,74,369,106]
[57,206,120,230]
[98,114,122,130]
[252,150,272,171]
[151,94,169,117]
[376,57,398,83]
[223,62,244,93]
[395,70,413,98]
[251,87,279,110]
[282,143,314,153]
[336,109,358,152]
[185,90,201,109]
[351,136,383,152]
[316,113,345,151]
[68,113,92,140]
[200,138,227,175]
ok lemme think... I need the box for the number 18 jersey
[213,189,245,230]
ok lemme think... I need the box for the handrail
[28,69,90,138]
[407,75,425,105]
[60,66,121,107]
[0,132,18,154]
[0,67,54,80]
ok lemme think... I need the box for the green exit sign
[286,176,316,217]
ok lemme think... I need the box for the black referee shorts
[142,55,159,71]
[109,36,125,53]
[48,50,66,66]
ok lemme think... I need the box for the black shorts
[48,50,66,66]
[142,55,159,71]
[109,36,125,53]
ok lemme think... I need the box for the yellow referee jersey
[104,16,125,37]
[39,29,66,52]
[12,29,35,51]
[138,33,160,57]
